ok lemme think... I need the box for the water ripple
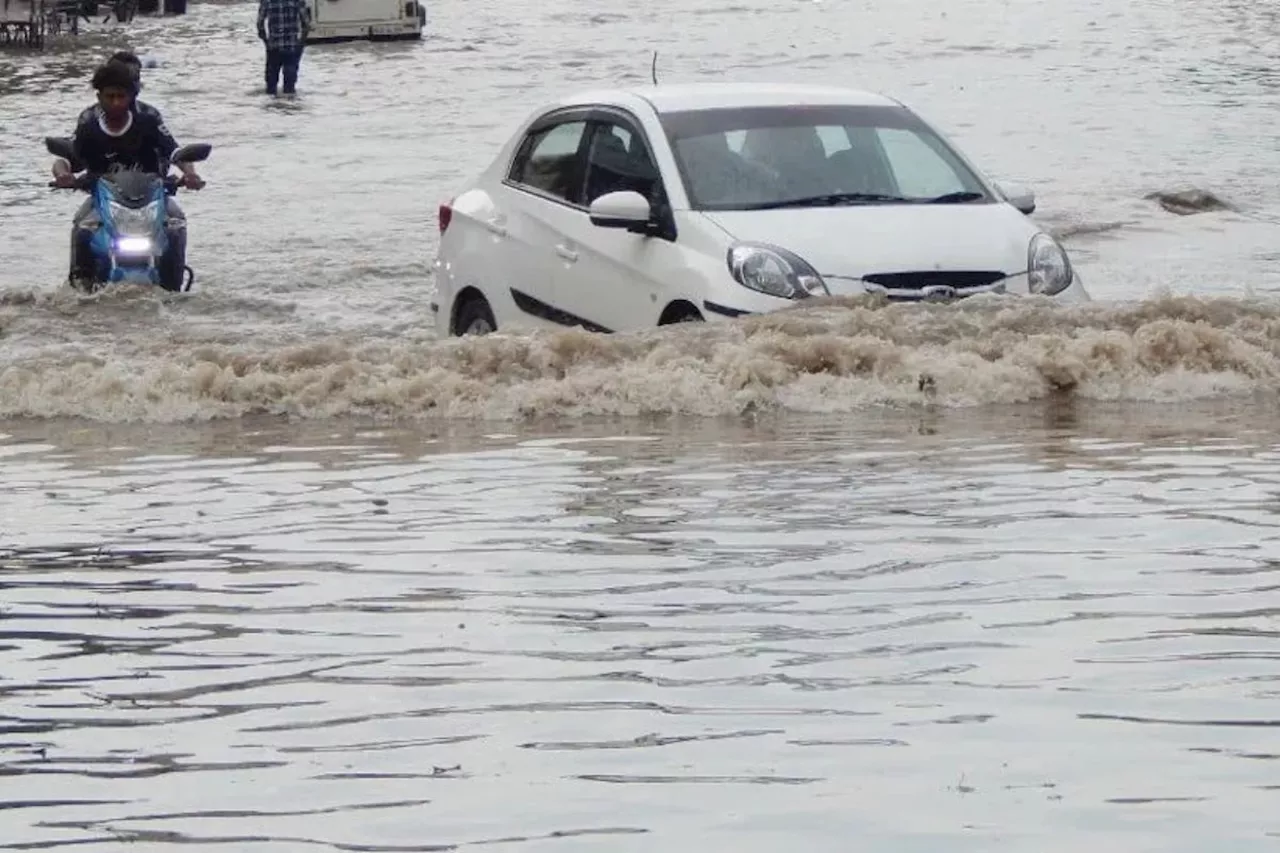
[0,411,1277,847]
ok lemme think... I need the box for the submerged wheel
[658,303,704,325]
[157,236,187,292]
[68,274,101,294]
[454,293,496,336]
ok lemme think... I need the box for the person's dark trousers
[265,45,303,95]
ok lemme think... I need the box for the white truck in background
[305,0,425,44]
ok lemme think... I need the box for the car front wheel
[658,302,704,325]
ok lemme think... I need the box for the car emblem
[920,284,957,302]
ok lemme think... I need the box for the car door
[497,112,593,330]
[550,114,683,334]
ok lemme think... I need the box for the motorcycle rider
[55,51,158,175]
[51,60,205,285]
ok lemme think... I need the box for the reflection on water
[1,408,1278,850]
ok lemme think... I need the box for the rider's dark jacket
[70,103,179,188]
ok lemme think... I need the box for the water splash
[2,293,1280,422]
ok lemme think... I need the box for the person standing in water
[257,0,311,96]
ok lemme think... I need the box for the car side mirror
[997,182,1036,215]
[45,136,75,161]
[588,190,652,230]
[172,143,213,164]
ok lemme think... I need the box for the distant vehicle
[431,82,1089,338]
[305,0,425,44]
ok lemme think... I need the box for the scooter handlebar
[47,175,188,193]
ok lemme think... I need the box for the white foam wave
[3,293,1280,423]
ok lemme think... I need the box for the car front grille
[857,270,1008,302]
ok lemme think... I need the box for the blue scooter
[45,136,212,293]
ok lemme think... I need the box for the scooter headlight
[115,236,153,255]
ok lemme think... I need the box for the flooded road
[3,0,1280,848]
[3,409,1280,850]
[4,0,1280,417]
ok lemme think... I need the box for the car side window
[509,120,588,203]
[582,120,665,207]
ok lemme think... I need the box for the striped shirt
[258,0,310,50]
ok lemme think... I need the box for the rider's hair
[109,50,141,69]
[91,60,139,95]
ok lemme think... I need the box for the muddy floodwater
[3,0,1280,849]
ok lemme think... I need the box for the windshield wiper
[746,192,910,210]
[924,191,985,204]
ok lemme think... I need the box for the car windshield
[659,104,992,211]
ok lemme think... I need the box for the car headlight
[1027,232,1073,296]
[109,200,161,238]
[727,243,829,300]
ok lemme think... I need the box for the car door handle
[555,244,578,262]
[484,219,507,237]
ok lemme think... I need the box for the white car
[431,82,1088,337]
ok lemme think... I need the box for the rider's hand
[52,173,78,189]
[182,173,206,191]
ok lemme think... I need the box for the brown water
[2,0,1280,848]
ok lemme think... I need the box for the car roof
[545,82,904,116]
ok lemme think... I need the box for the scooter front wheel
[68,273,103,294]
